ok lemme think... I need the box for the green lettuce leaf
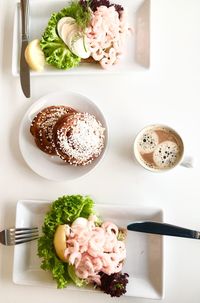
[40,1,91,70]
[40,11,80,69]
[38,195,94,288]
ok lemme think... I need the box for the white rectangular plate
[13,199,164,299]
[12,0,150,76]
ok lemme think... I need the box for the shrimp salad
[86,5,128,69]
[37,0,130,71]
[57,215,126,285]
[38,195,129,297]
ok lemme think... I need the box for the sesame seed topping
[56,112,105,166]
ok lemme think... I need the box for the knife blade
[20,0,30,98]
[127,221,200,239]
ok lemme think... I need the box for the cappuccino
[134,125,184,171]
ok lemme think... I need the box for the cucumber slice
[61,23,79,45]
[68,264,87,287]
[57,17,76,37]
[71,36,91,59]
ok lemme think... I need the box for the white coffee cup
[133,124,193,172]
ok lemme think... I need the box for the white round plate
[19,91,108,181]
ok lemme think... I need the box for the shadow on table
[0,201,16,284]
[9,104,35,177]
[1,1,15,76]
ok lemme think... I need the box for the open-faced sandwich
[38,195,129,297]
[25,0,130,72]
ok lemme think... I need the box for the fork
[0,227,39,245]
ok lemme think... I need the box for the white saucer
[19,91,108,181]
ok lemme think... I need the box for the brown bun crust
[30,105,76,155]
[81,57,98,64]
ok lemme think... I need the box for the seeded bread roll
[30,105,76,155]
[53,112,105,166]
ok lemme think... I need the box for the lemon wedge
[53,225,68,262]
[25,39,45,72]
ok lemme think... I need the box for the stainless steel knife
[20,0,30,98]
[127,221,200,239]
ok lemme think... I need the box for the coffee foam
[153,141,180,169]
[134,125,184,171]
[137,130,159,154]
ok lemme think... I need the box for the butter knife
[127,221,200,239]
[20,0,30,98]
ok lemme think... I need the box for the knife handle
[127,221,200,239]
[21,0,29,38]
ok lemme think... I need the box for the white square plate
[13,200,164,299]
[12,0,150,76]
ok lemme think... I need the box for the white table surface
[1,0,200,302]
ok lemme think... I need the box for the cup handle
[180,156,194,168]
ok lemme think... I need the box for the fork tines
[9,227,39,245]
